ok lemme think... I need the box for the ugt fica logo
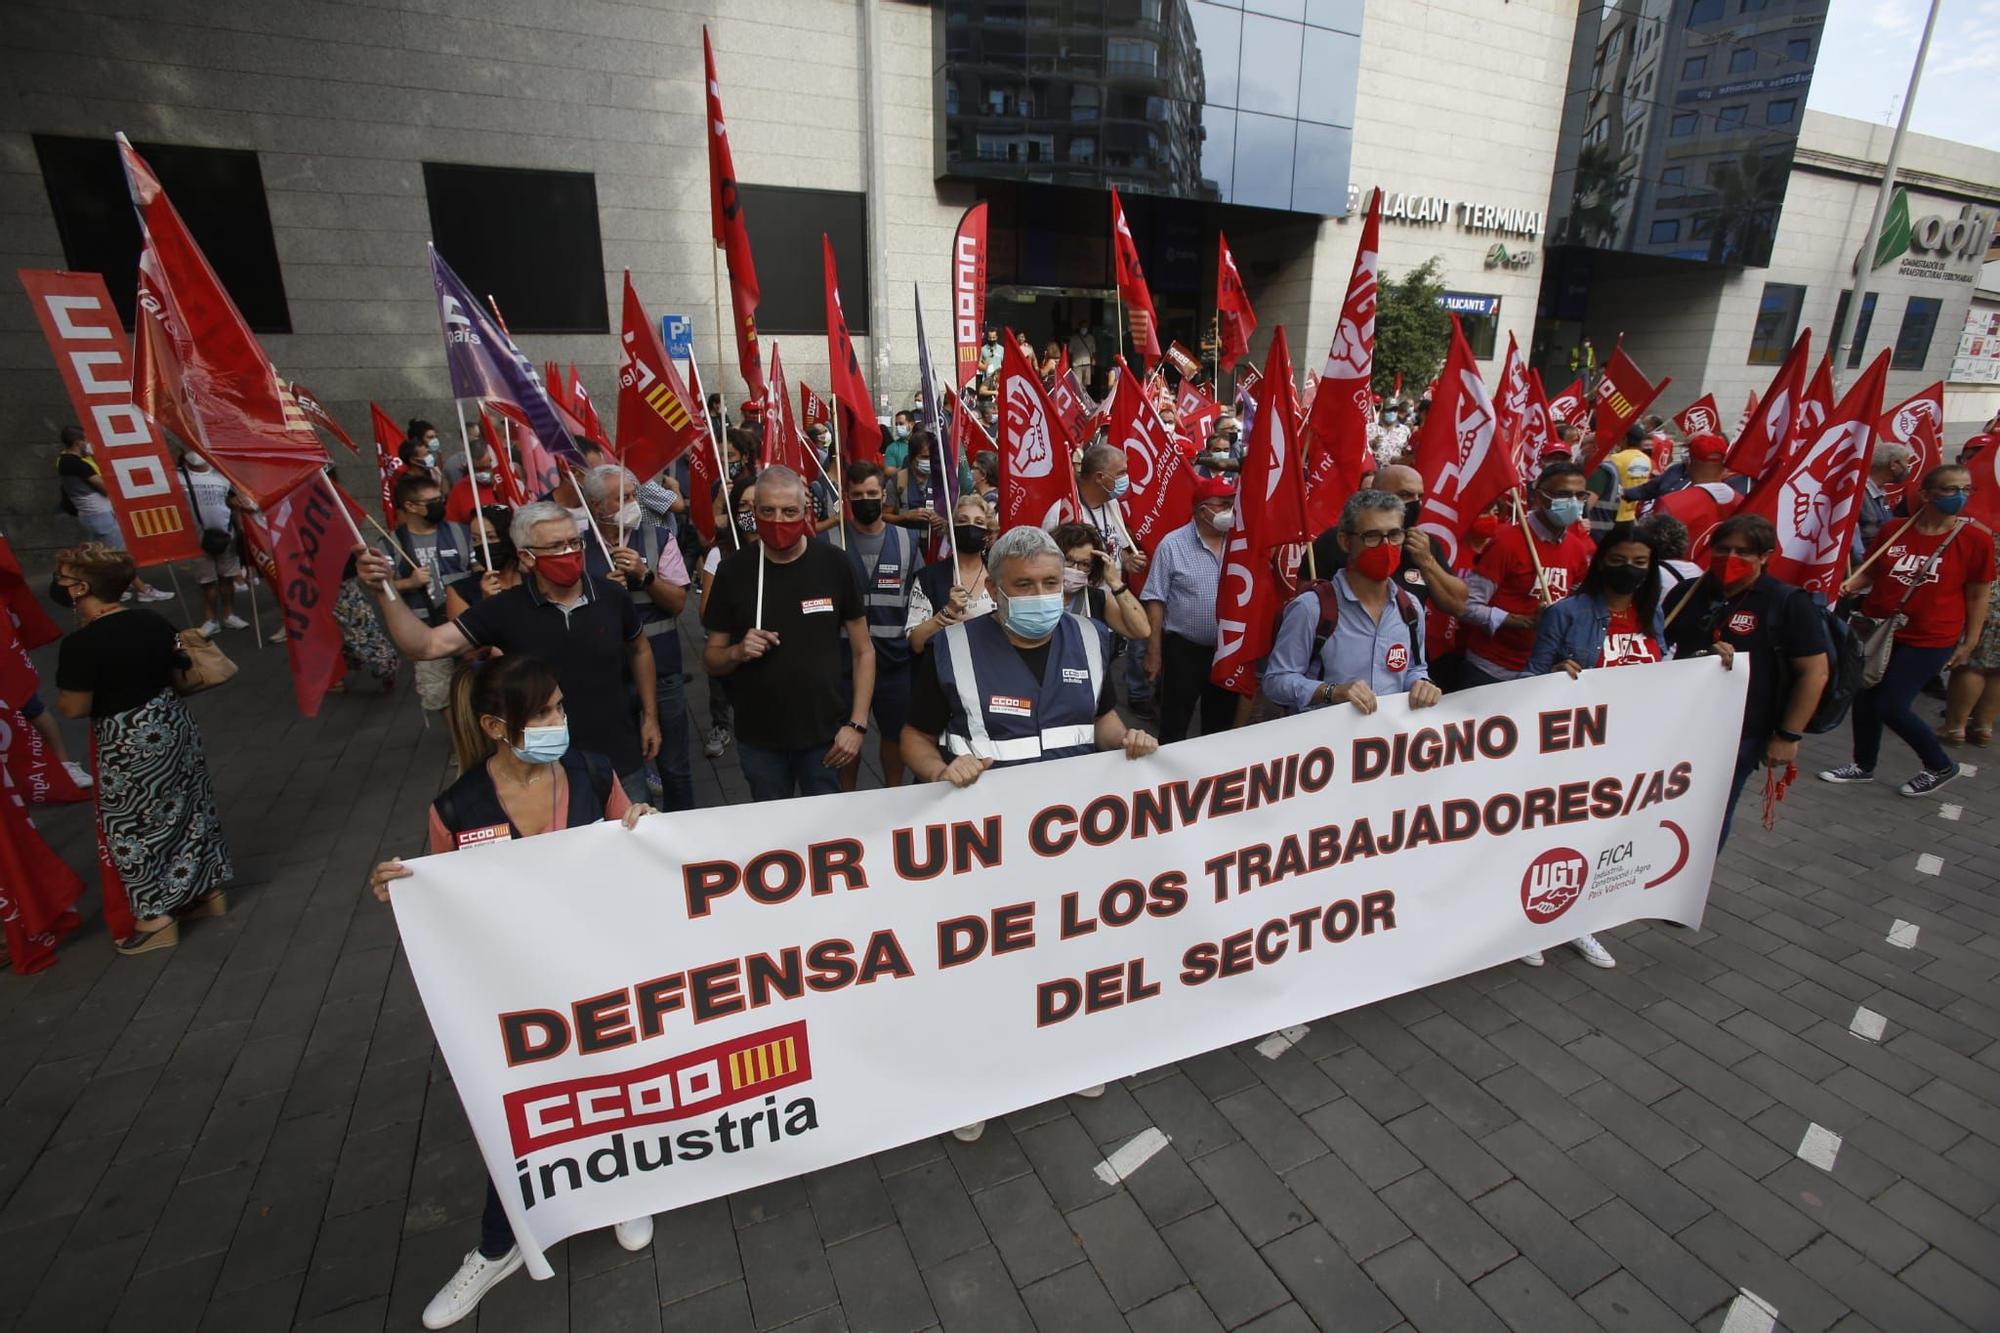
[1521,848,1588,925]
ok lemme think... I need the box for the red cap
[1193,474,1236,503]
[1687,431,1727,461]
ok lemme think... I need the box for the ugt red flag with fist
[998,331,1081,531]
[1413,318,1515,569]
[1877,381,1944,508]
[1212,327,1307,697]
[1675,394,1721,439]
[1301,188,1380,534]
[1215,232,1256,371]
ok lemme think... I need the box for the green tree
[1701,148,1788,265]
[1373,257,1450,398]
[1562,141,1623,247]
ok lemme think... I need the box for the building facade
[2,0,1995,559]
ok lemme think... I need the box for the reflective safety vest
[387,520,474,626]
[430,749,613,850]
[584,521,682,673]
[844,522,918,668]
[935,613,1106,766]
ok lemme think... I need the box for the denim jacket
[1526,590,1668,675]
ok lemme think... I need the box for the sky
[1806,0,2000,151]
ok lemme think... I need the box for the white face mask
[615,501,641,530]
[1206,509,1236,534]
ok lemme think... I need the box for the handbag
[172,628,238,696]
[1850,520,1966,690]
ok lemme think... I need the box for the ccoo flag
[1215,232,1257,370]
[429,246,582,464]
[705,27,766,402]
[1110,189,1162,369]
[616,272,705,484]
[822,235,883,464]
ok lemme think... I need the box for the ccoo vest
[430,750,614,850]
[844,522,918,667]
[934,613,1106,766]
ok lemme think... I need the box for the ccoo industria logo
[504,1022,818,1210]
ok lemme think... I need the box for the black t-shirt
[56,608,181,718]
[1308,534,1434,606]
[1664,574,1825,742]
[907,636,1118,738]
[702,540,865,750]
[455,577,645,775]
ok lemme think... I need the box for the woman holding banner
[51,544,230,956]
[368,654,657,1328]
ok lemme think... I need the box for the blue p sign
[662,314,693,361]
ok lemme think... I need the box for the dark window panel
[1893,296,1941,371]
[736,185,868,337]
[1748,282,1805,364]
[34,134,291,333]
[423,162,607,334]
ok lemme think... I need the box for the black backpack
[1299,579,1424,678]
[1800,593,1862,734]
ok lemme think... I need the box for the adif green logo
[1871,189,1993,279]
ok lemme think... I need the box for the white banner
[393,659,1746,1276]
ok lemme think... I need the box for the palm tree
[1563,142,1623,247]
[1702,148,1789,264]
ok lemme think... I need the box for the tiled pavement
[4,595,2000,1332]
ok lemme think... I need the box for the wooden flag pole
[754,541,766,630]
[361,512,420,572]
[1842,511,1923,590]
[828,410,848,551]
[1513,489,1555,608]
[687,344,741,552]
[567,462,617,566]
[450,399,495,570]
[325,473,399,605]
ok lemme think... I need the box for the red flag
[18,268,201,565]
[288,383,359,454]
[1739,390,1760,435]
[0,695,85,973]
[1658,482,1744,567]
[1414,318,1514,569]
[822,235,883,465]
[481,411,530,508]
[615,273,705,484]
[998,330,1081,531]
[1727,331,1810,483]
[1110,189,1162,369]
[683,352,722,546]
[1588,344,1669,468]
[1,707,87,807]
[1674,394,1722,439]
[1210,327,1304,696]
[0,534,59,656]
[761,344,810,477]
[1175,380,1221,452]
[1109,357,1195,578]
[1493,332,1534,483]
[1878,381,1946,508]
[705,28,765,402]
[1794,353,1834,443]
[1740,349,1891,599]
[1301,190,1379,534]
[953,203,989,388]
[119,137,327,509]
[369,402,403,530]
[1521,368,1557,474]
[1546,375,1588,427]
[569,366,608,448]
[490,401,564,499]
[241,474,359,717]
[1964,411,2000,533]
[801,383,830,431]
[1215,232,1256,371]
[1048,372,1094,445]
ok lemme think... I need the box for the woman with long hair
[907,493,998,654]
[52,543,230,955]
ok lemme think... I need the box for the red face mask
[533,550,585,588]
[1352,541,1402,581]
[756,515,817,551]
[1715,553,1758,587]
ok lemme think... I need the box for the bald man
[1310,463,1469,617]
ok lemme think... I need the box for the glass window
[1457,308,1499,361]
[1741,0,1769,11]
[1766,99,1797,126]
[1787,38,1810,62]
[736,185,869,335]
[423,162,606,333]
[1688,0,1724,24]
[1298,25,1361,127]
[1661,166,1685,187]
[1749,283,1806,365]
[1231,111,1296,211]
[1728,48,1756,73]
[1236,13,1303,118]
[1683,55,1707,79]
[1671,112,1697,137]
[36,134,292,333]
[1717,104,1748,130]
[1831,290,1879,368]
[1072,85,1099,121]
[1189,1,1242,109]
[1649,219,1681,244]
[1070,136,1096,164]
[1893,297,1942,371]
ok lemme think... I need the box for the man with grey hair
[355,502,661,797]
[1854,439,1917,563]
[1070,439,1154,716]
[581,464,694,810]
[702,466,874,801]
[901,523,1158,1144]
[1264,490,1443,715]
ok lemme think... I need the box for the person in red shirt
[1460,462,1597,687]
[1822,464,1994,796]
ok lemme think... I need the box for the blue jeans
[1718,736,1764,850]
[647,650,694,811]
[1852,641,1954,774]
[737,740,844,802]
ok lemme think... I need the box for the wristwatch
[1773,727,1803,742]
[843,720,869,735]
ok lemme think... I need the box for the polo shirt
[454,575,645,776]
[1143,520,1224,644]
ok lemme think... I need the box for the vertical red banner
[18,268,200,564]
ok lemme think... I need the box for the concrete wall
[0,0,967,559]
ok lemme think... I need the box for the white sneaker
[1075,1085,1106,1099]
[1520,950,1545,967]
[614,1214,654,1252]
[267,628,288,644]
[137,587,174,603]
[1572,934,1616,969]
[62,761,93,789]
[704,727,731,759]
[952,1120,987,1142]
[197,619,220,637]
[421,1247,523,1329]
[221,614,249,630]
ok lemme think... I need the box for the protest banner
[392,659,1744,1277]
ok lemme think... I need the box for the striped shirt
[1141,520,1224,645]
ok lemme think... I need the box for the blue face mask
[1545,496,1587,528]
[1109,475,1131,500]
[511,722,569,765]
[1931,493,1967,516]
[1002,591,1065,640]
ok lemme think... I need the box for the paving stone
[1018,1259,1129,1333]
[1822,1067,1968,1153]
[1234,1302,1316,1331]
[1160,1205,1291,1328]
[825,1223,937,1332]
[1841,1117,2000,1220]
[1764,1159,1927,1271]
[1477,1065,1598,1149]
[1399,1057,1516,1138]
[1280,1153,1409,1264]
[1898,1248,2000,1332]
[1317,1046,1425,1123]
[1188,1141,1311,1246]
[883,1158,989,1269]
[1646,1041,1774,1122]
[1471,1256,1603,1333]
[1568,1133,1712,1234]
[1575,1268,1701,1333]
[1649,1087,1791,1179]
[1480,1121,1612,1219]
[1015,1114,1120,1213]
[650,1197,743,1305]
[1385,1106,1509,1200]
[1129,1074,1241,1162]
[736,1198,837,1329]
[568,1252,661,1332]
[1471,1179,1618,1296]
[1578,1196,1732,1321]
[802,1156,895,1246]
[1067,1191,1185,1311]
[972,1173,1084,1288]
[1259,1222,1401,1333]
[1213,1085,1327,1174]
[1668,1149,1822,1257]
[1675,1212,1854,1333]
[1793,1234,1974,1333]
[1119,1140,1214,1229]
[1408,1013,1513,1081]
[1378,1170,1516,1283]
[1125,1286,1223,1332]
[660,1278,752,1333]
[920,1244,1036,1333]
[1361,1237,1508,1333]
[943,1115,1036,1193]
[1299,1097,1421,1191]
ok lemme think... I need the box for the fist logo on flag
[1005,376,1053,479]
[1892,398,1939,442]
[1684,405,1716,434]
[1327,316,1370,380]
[1385,643,1409,672]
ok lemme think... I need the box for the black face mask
[953,523,989,555]
[48,576,77,609]
[485,538,517,571]
[734,510,757,535]
[728,461,747,481]
[849,498,884,526]
[1602,563,1650,595]
[421,498,447,524]
[1402,499,1423,531]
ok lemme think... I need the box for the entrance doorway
[987,285,1116,399]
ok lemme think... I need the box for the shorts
[194,549,243,584]
[79,509,125,548]
[21,692,45,721]
[869,659,912,741]
[415,656,455,711]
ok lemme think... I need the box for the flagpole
[687,344,740,552]
[567,461,616,565]
[450,399,495,569]
[362,513,420,571]
[712,249,729,420]
[1512,489,1554,608]
[828,410,847,551]
[755,543,766,629]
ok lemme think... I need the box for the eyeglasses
[1710,544,1755,557]
[1352,528,1407,548]
[1064,557,1095,572]
[527,539,584,556]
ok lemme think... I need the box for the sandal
[1971,726,1994,747]
[1938,725,1967,745]
[115,921,179,956]
[177,891,227,920]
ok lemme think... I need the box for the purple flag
[914,285,955,518]
[428,245,582,463]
